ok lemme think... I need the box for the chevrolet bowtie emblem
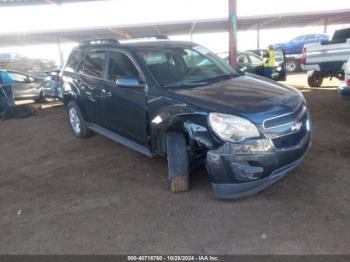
[291,122,303,132]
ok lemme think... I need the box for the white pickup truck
[301,27,350,87]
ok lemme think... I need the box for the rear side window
[275,49,285,63]
[248,54,262,65]
[107,51,139,81]
[82,51,106,78]
[7,72,28,82]
[65,49,83,72]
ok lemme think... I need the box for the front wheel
[67,101,92,138]
[166,132,190,193]
[307,70,323,87]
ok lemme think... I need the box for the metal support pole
[257,21,260,50]
[189,22,196,42]
[228,0,237,67]
[56,36,64,69]
[323,18,328,34]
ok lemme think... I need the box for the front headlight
[209,113,260,142]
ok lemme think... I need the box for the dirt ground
[0,74,349,255]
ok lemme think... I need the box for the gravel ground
[0,74,349,254]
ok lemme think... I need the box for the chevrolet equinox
[62,39,311,199]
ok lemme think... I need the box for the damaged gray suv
[62,39,311,199]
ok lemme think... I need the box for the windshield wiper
[199,74,237,83]
[162,74,237,88]
[163,81,209,88]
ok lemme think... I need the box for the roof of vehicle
[300,33,328,37]
[75,39,197,51]
[122,40,196,47]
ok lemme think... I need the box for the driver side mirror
[116,76,143,88]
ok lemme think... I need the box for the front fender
[147,97,220,155]
[62,75,88,118]
[62,74,80,106]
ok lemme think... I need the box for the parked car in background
[4,70,61,102]
[274,34,329,73]
[302,27,350,87]
[217,49,287,81]
[338,57,350,100]
[62,39,311,199]
[6,70,45,102]
[42,70,63,100]
[0,53,26,62]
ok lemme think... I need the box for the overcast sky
[0,0,349,62]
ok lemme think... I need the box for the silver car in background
[6,70,62,102]
[7,70,45,102]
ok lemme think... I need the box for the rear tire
[286,60,300,73]
[166,131,190,193]
[67,101,92,138]
[307,70,323,87]
[34,91,48,103]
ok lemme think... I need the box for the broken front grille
[271,127,307,150]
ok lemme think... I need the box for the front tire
[166,132,190,193]
[67,101,92,138]
[308,70,323,87]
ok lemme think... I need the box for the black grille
[272,128,307,149]
[264,105,305,129]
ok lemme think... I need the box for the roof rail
[149,35,169,40]
[79,38,120,47]
[120,35,169,44]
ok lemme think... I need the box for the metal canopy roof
[0,0,101,6]
[0,9,350,47]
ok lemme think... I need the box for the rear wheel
[34,91,48,103]
[166,131,190,193]
[307,70,323,87]
[67,101,92,138]
[286,60,300,73]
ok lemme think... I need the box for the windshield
[137,45,238,88]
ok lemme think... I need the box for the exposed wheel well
[63,94,74,109]
[158,126,189,156]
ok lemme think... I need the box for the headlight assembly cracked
[209,113,260,143]
[230,139,274,154]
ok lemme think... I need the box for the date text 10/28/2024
[127,256,219,261]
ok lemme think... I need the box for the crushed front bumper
[206,131,311,200]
